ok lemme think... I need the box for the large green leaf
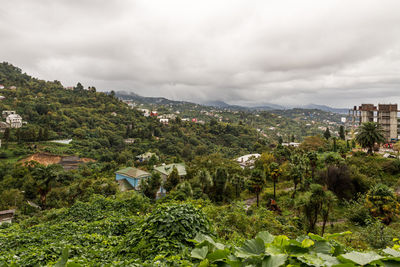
[191,246,209,260]
[257,231,275,244]
[308,233,326,242]
[338,251,383,265]
[236,237,265,258]
[207,249,230,262]
[54,247,69,267]
[382,260,400,267]
[383,248,400,258]
[262,254,287,267]
[313,241,333,254]
[296,253,325,266]
[325,231,352,240]
[301,239,315,248]
[317,253,340,267]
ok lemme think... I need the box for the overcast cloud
[1,0,400,107]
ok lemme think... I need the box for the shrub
[119,203,212,260]
[363,220,396,249]
[345,197,372,226]
[365,184,400,224]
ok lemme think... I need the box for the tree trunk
[292,182,297,198]
[321,219,327,236]
[273,181,276,200]
[256,192,259,207]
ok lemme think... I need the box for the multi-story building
[348,104,398,143]
[6,114,22,128]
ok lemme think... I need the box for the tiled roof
[116,167,151,179]
[154,163,186,176]
[0,209,15,215]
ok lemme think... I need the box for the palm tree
[268,162,281,200]
[249,169,265,207]
[355,122,385,154]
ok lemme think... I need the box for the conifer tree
[324,128,331,140]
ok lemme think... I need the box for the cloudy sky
[1,0,400,107]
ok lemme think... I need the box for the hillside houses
[0,209,15,225]
[154,163,186,181]
[115,163,187,197]
[236,153,261,169]
[115,167,151,191]
[6,114,22,128]
[136,152,158,162]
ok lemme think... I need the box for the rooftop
[116,167,151,179]
[0,209,15,216]
[154,163,186,176]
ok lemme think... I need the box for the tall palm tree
[355,122,385,154]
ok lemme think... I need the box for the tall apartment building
[348,104,399,143]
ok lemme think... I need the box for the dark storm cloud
[1,0,400,107]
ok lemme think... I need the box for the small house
[9,86,16,90]
[136,152,158,162]
[0,85,4,89]
[160,118,169,125]
[0,209,15,225]
[2,110,16,119]
[154,163,187,196]
[282,142,300,147]
[0,96,5,100]
[236,154,261,169]
[154,163,186,181]
[124,138,135,144]
[115,167,151,191]
[6,114,22,128]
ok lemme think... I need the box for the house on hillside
[115,167,151,191]
[0,85,4,89]
[154,163,186,181]
[154,163,187,196]
[9,86,16,90]
[282,142,300,147]
[0,96,5,100]
[136,152,158,162]
[160,118,169,125]
[2,110,16,118]
[124,138,135,144]
[60,156,82,170]
[6,114,22,128]
[0,209,15,225]
[236,153,261,169]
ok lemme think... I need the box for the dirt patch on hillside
[81,158,96,163]
[19,153,95,169]
[20,153,62,166]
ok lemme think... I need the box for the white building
[160,118,169,125]
[6,114,22,128]
[2,110,15,118]
[236,153,261,169]
[282,142,300,147]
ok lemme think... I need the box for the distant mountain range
[115,91,349,114]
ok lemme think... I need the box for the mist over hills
[115,91,348,114]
